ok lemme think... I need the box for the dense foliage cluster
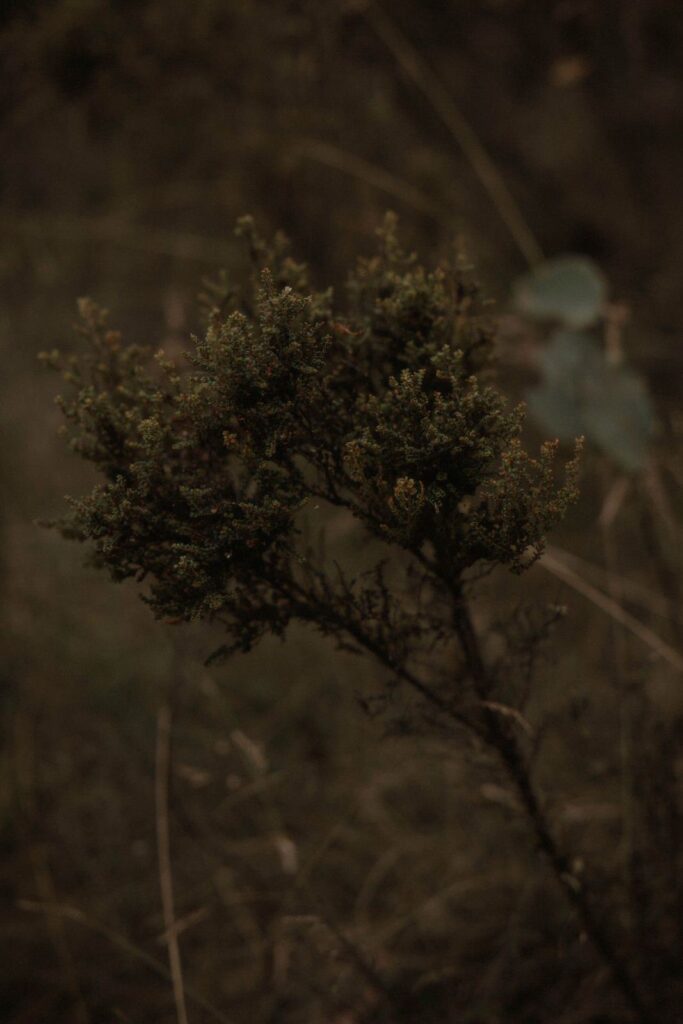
[46,217,580,669]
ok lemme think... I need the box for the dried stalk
[156,705,190,1024]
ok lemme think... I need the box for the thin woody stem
[451,598,650,1024]
[283,563,650,1021]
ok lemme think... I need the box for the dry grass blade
[156,705,190,1024]
[16,900,232,1024]
[540,550,683,673]
[29,847,91,1024]
[290,138,444,219]
[364,1,544,267]
[545,544,681,623]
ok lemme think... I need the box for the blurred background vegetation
[3,1,683,1021]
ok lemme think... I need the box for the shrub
[46,216,655,1022]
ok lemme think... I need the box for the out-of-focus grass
[3,2,683,1021]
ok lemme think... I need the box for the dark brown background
[2,3,683,1021]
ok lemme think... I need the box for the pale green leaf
[515,256,607,328]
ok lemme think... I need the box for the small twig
[156,705,190,1024]
[479,699,534,737]
[156,906,211,946]
[363,1,544,267]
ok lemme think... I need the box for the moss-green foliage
[46,217,580,662]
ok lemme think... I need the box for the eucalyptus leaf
[528,329,655,471]
[539,329,601,385]
[515,256,608,328]
[582,367,654,472]
[527,383,584,441]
